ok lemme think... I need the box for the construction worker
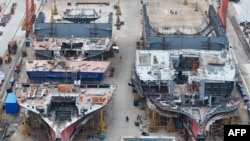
[126,116,129,122]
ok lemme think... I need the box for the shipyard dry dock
[0,0,249,141]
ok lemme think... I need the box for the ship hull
[47,114,90,141]
[84,50,106,59]
[147,96,239,140]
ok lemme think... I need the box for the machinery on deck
[8,40,18,54]
[4,54,11,63]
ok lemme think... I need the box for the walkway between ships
[102,0,180,140]
[103,0,146,140]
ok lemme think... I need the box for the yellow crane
[53,0,58,15]
[50,7,55,23]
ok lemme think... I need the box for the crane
[53,0,58,15]
[50,7,55,23]
[22,0,36,37]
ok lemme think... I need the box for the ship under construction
[131,0,242,141]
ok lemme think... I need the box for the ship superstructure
[62,9,100,23]
[134,49,236,101]
[133,0,242,140]
[33,35,112,59]
[26,59,110,83]
[133,49,239,140]
[15,83,116,141]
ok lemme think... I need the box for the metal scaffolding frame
[148,109,157,132]
[166,117,175,132]
[97,109,106,134]
[22,113,29,135]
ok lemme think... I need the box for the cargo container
[26,60,110,83]
[4,93,18,114]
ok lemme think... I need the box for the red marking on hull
[217,0,229,30]
[47,119,83,141]
[186,117,200,138]
[50,126,56,141]
[61,121,80,141]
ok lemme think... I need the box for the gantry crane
[22,0,36,37]
[53,0,58,15]
[50,7,55,24]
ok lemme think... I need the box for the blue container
[4,93,18,114]
[25,39,30,47]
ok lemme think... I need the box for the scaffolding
[23,0,36,37]
[29,112,40,129]
[22,113,29,135]
[166,117,175,132]
[148,109,157,132]
[90,116,95,129]
[220,118,229,132]
[97,109,106,134]
[230,116,237,125]
[0,107,3,122]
